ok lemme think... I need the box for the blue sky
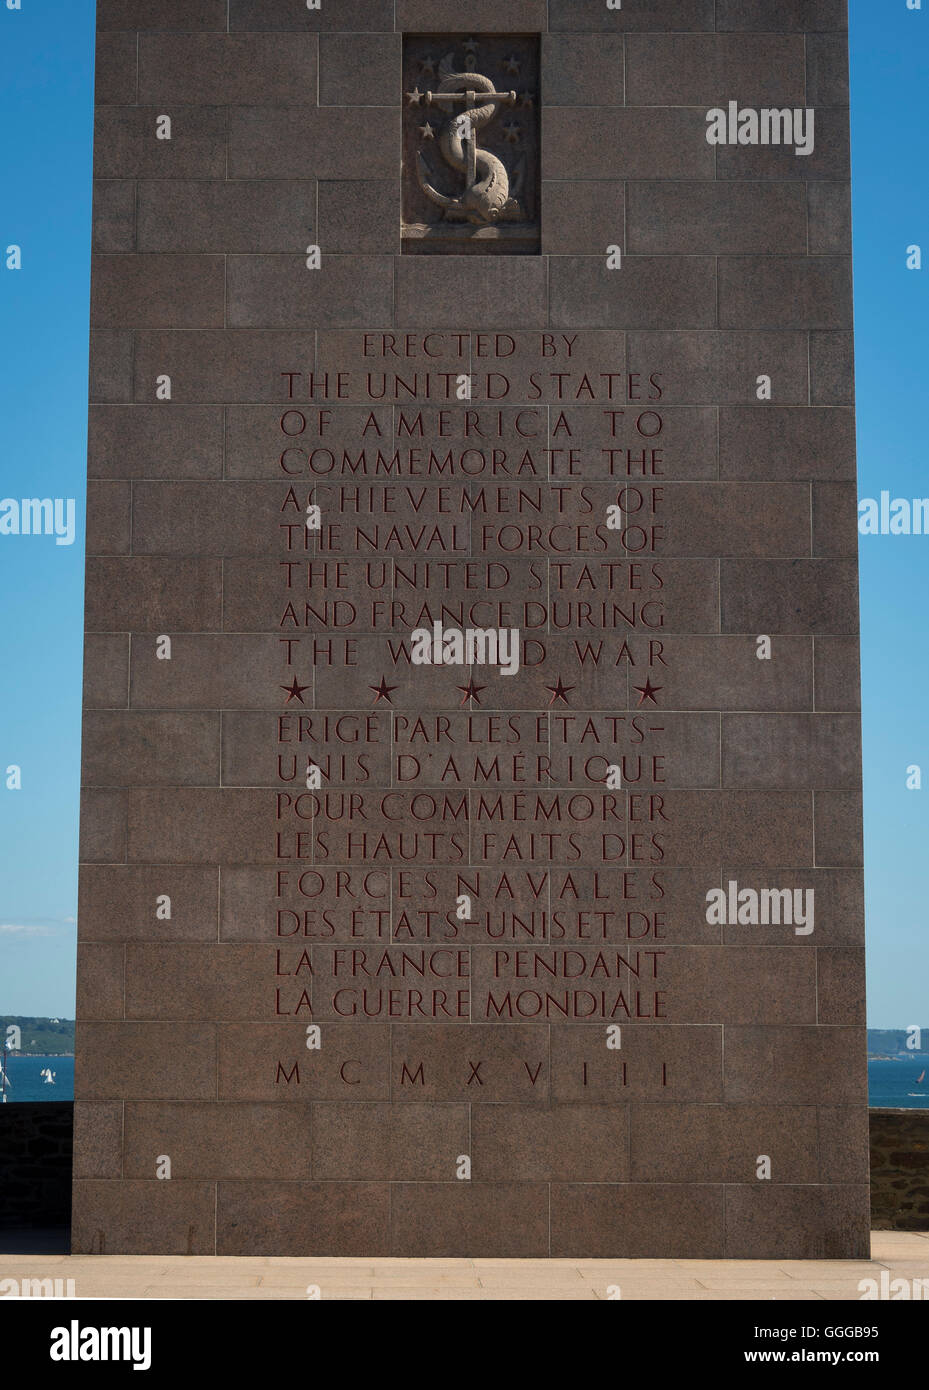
[0,0,925,1025]
[0,0,94,1016]
[851,0,929,1030]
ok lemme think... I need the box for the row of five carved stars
[282,676,663,708]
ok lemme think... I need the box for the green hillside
[868,1028,929,1057]
[0,1016,75,1055]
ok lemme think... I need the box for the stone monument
[73,0,869,1258]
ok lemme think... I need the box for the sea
[867,1057,929,1109]
[0,1053,74,1102]
[1,1054,927,1107]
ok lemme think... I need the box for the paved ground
[0,1231,927,1299]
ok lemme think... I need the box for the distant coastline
[4,1047,76,1058]
[2,1018,927,1063]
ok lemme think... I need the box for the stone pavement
[1,1232,926,1301]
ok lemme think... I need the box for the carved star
[369,676,398,705]
[420,56,436,76]
[545,677,576,706]
[457,680,486,706]
[406,86,424,105]
[503,55,521,76]
[503,122,521,144]
[519,91,535,110]
[419,121,436,140]
[281,677,310,704]
[633,678,663,707]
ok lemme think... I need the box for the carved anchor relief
[402,35,538,252]
[408,46,530,228]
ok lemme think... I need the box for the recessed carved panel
[402,33,540,255]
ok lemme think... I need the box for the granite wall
[0,1106,920,1237]
[0,1104,72,1229]
[870,1110,929,1232]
